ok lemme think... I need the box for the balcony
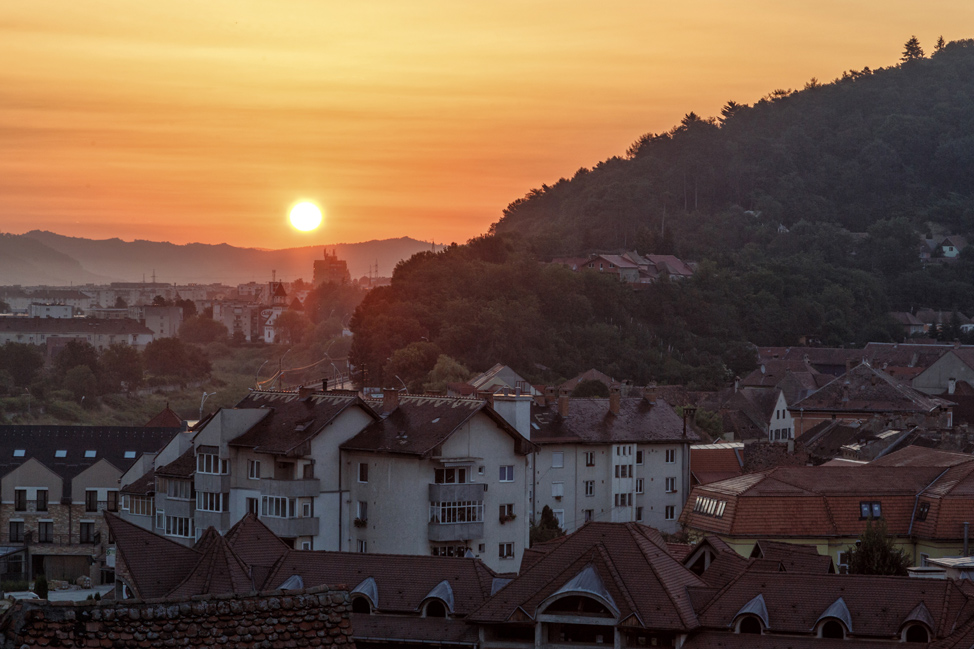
[196,473,231,493]
[196,510,231,531]
[259,478,320,498]
[428,521,484,542]
[259,516,319,538]
[428,482,486,502]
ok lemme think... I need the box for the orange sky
[1,1,971,250]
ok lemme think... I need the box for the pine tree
[902,36,925,62]
[846,519,911,576]
[935,35,946,51]
[530,505,565,546]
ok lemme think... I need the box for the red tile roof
[531,397,699,445]
[105,513,201,600]
[154,446,195,478]
[792,362,950,414]
[120,468,155,495]
[143,405,184,428]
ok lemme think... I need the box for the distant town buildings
[313,248,351,286]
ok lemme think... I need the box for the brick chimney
[609,385,621,416]
[383,388,399,414]
[297,385,313,398]
[545,386,557,407]
[558,388,571,418]
[643,385,657,404]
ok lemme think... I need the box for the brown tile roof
[143,405,184,428]
[154,446,195,478]
[681,463,974,540]
[869,445,974,468]
[750,540,834,573]
[698,551,749,588]
[695,572,970,640]
[792,362,950,414]
[166,529,255,598]
[741,359,820,389]
[0,585,354,649]
[530,397,699,445]
[120,468,155,495]
[0,316,154,336]
[223,513,292,569]
[691,446,743,484]
[685,632,904,649]
[341,395,533,457]
[232,391,377,455]
[104,513,201,600]
[467,522,706,631]
[559,368,616,392]
[264,550,497,615]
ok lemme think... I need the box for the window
[14,489,26,512]
[553,509,565,529]
[860,501,882,519]
[13,450,24,457]
[636,450,643,465]
[357,539,367,553]
[80,522,96,543]
[303,502,312,518]
[691,496,726,518]
[106,491,118,512]
[665,449,675,463]
[636,478,644,494]
[85,490,98,512]
[156,510,165,530]
[917,502,930,521]
[124,451,136,459]
[165,516,193,538]
[665,505,675,520]
[358,463,369,483]
[584,480,594,497]
[8,521,23,543]
[615,465,632,478]
[636,506,644,521]
[429,501,484,524]
[301,541,312,551]
[357,501,368,521]
[585,452,595,467]
[498,465,514,482]
[166,479,192,500]
[499,543,514,559]
[55,450,67,458]
[551,452,564,468]
[919,553,930,567]
[552,482,564,499]
[248,459,261,480]
[435,467,467,484]
[262,496,297,518]
[196,491,229,512]
[196,453,229,475]
[130,496,154,516]
[584,509,593,523]
[36,490,48,512]
[499,503,515,522]
[614,493,633,507]
[246,498,258,515]
[665,477,676,493]
[84,450,96,458]
[837,551,849,574]
[37,521,53,543]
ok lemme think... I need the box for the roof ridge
[628,525,701,629]
[593,541,641,620]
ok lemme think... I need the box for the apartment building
[531,388,697,535]
[117,387,536,571]
[340,391,535,568]
[0,424,179,584]
[0,316,154,350]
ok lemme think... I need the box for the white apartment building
[531,388,697,535]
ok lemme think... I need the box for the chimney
[558,388,571,418]
[734,376,740,392]
[297,385,313,398]
[383,388,399,414]
[644,385,658,404]
[949,378,957,395]
[321,378,329,392]
[609,385,621,416]
[545,386,557,407]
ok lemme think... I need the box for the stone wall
[0,584,355,648]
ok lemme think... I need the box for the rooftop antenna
[151,269,156,284]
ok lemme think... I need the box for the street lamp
[278,348,292,390]
[255,360,269,389]
[200,391,217,421]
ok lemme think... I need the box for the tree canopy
[846,518,911,576]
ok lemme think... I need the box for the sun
[289,201,323,232]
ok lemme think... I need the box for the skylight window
[13,450,25,457]
[84,450,96,458]
[124,451,136,459]
[55,450,67,458]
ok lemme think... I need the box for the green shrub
[1,579,29,593]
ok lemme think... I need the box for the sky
[1,2,972,250]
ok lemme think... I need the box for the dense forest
[350,38,974,390]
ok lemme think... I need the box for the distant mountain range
[0,231,436,286]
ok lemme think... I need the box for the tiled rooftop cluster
[0,585,353,648]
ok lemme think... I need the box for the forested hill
[350,39,974,391]
[494,38,974,261]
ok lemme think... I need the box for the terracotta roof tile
[120,468,155,495]
[143,405,184,428]
[531,398,699,445]
[104,513,200,600]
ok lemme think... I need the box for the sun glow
[289,202,323,232]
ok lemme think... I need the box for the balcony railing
[259,478,320,498]
[259,516,319,538]
[0,531,102,546]
[428,482,487,502]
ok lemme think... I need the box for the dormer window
[902,624,929,643]
[85,450,96,458]
[55,450,67,458]
[13,450,25,457]
[736,615,763,634]
[860,501,881,519]
[124,451,136,459]
[819,620,846,639]
[916,502,930,522]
